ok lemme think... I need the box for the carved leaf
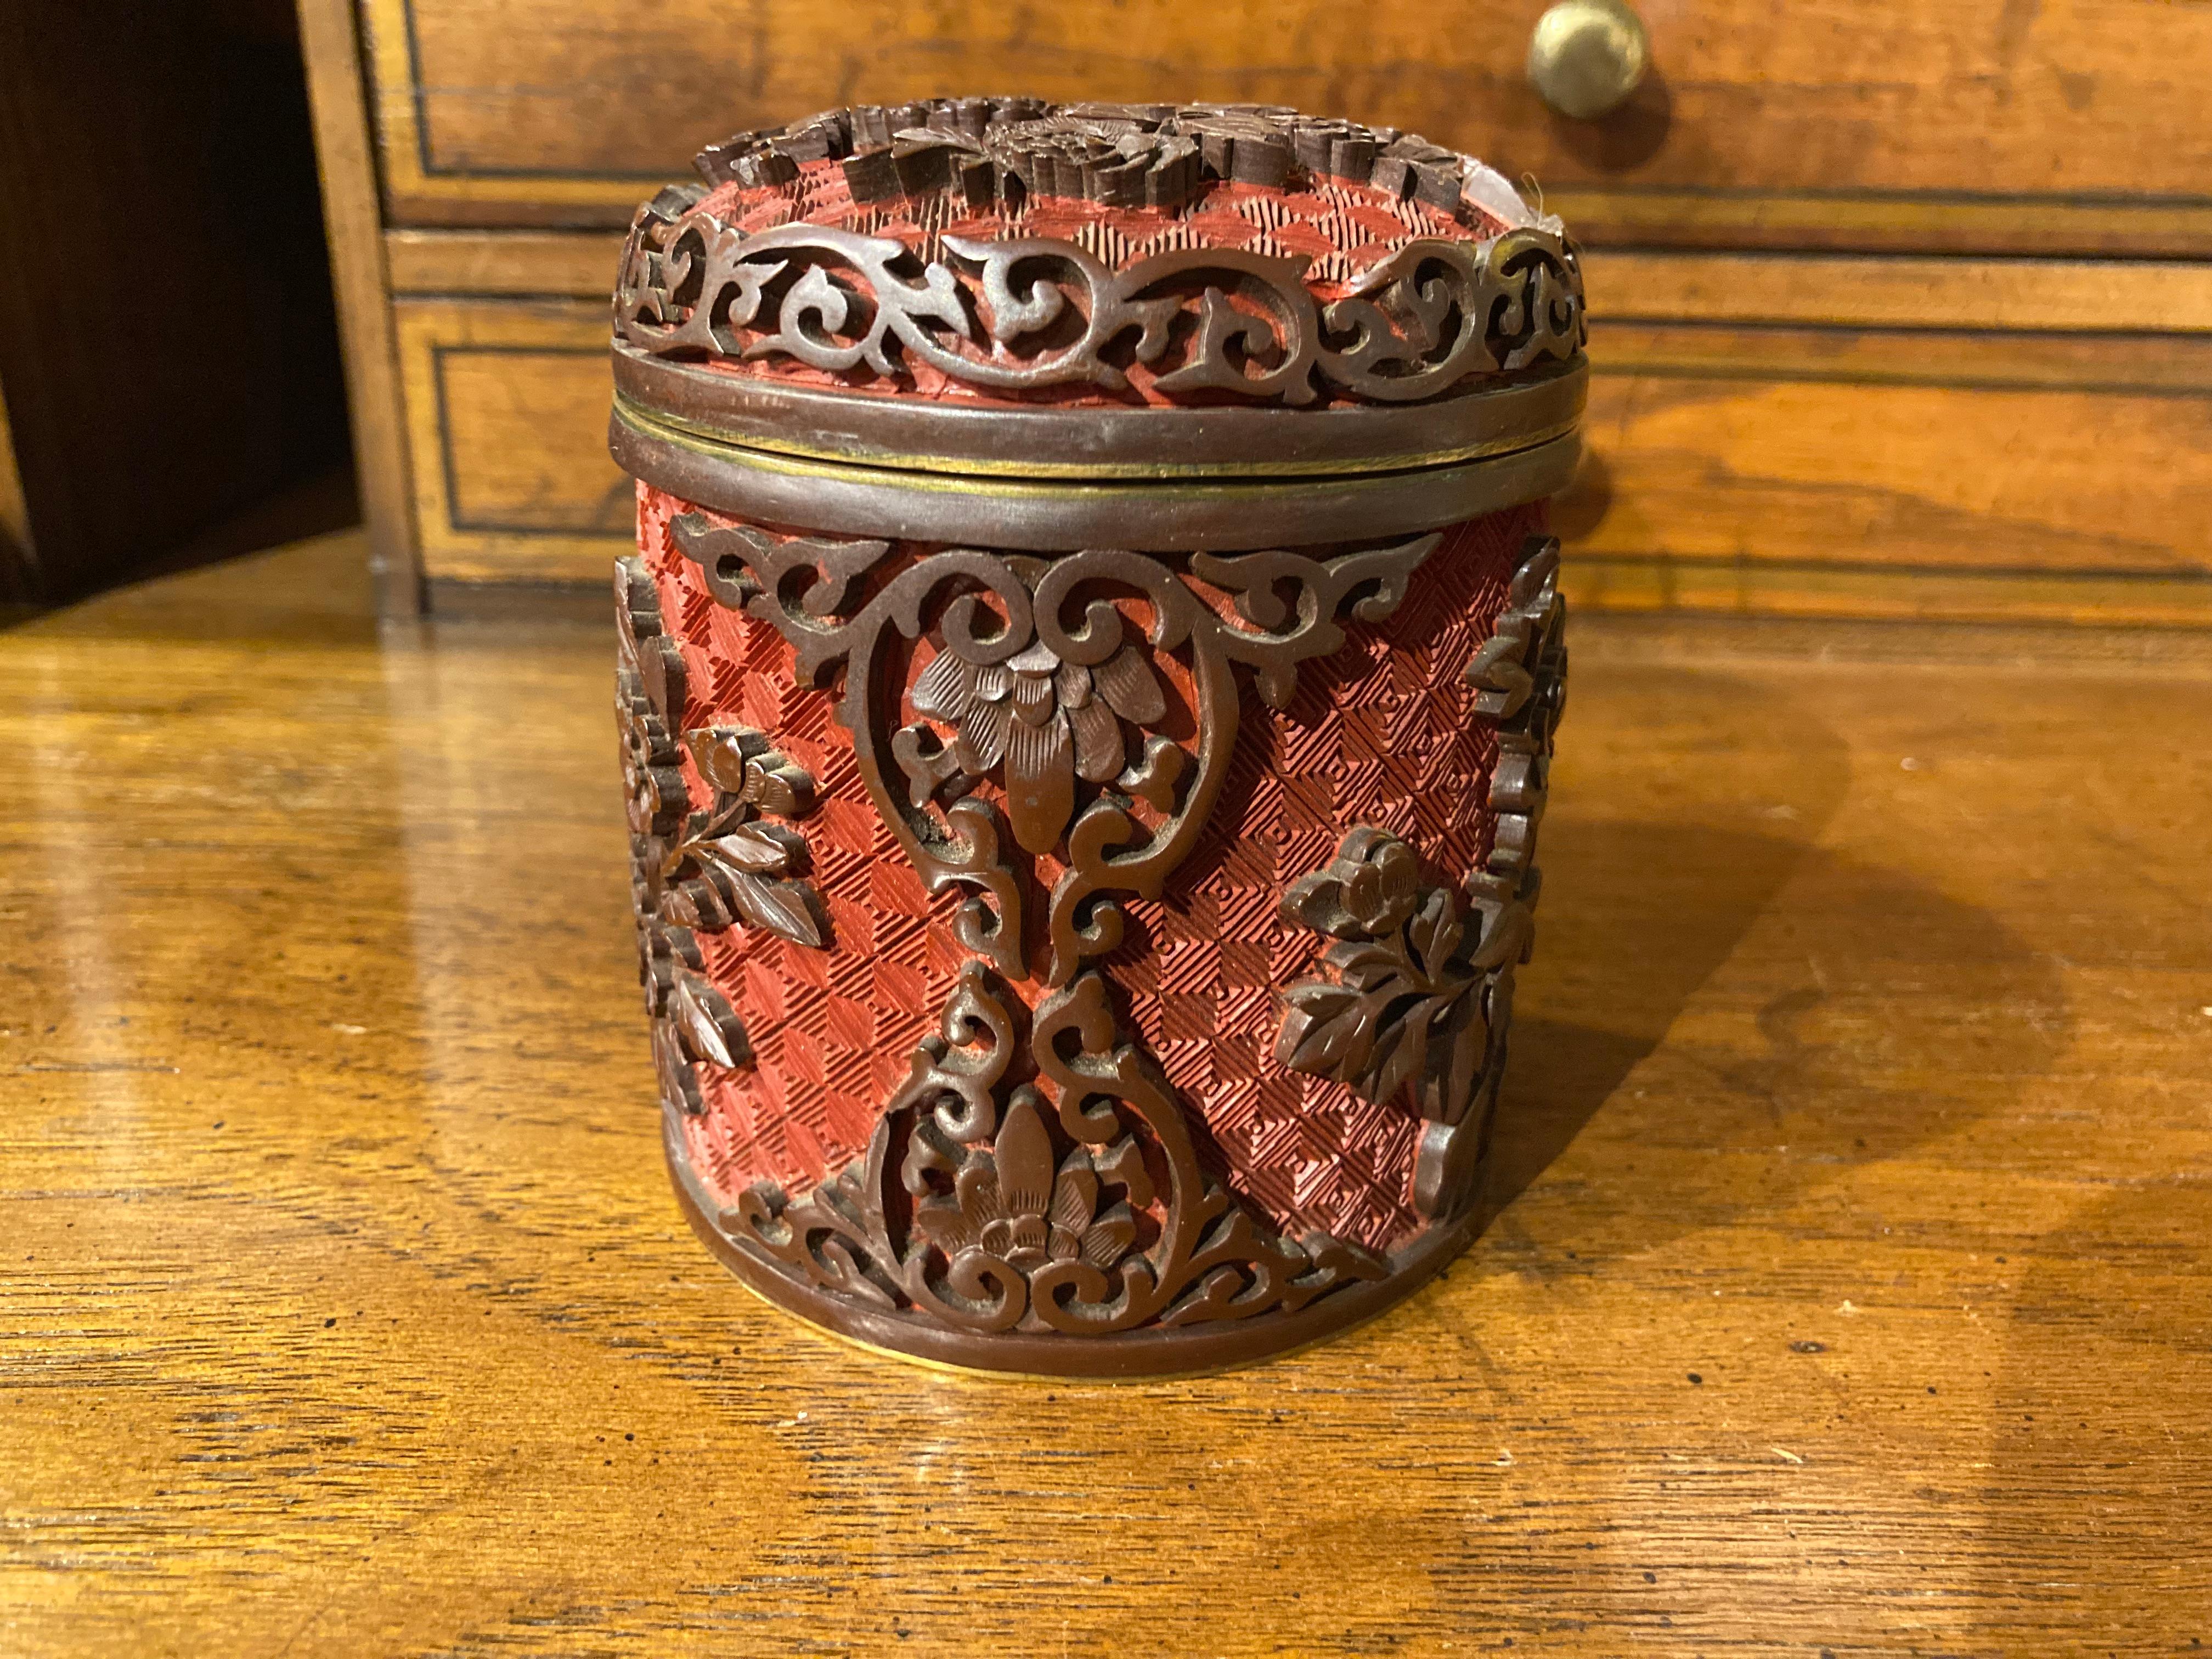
[1066,696,1125,784]
[695,821,802,876]
[1002,714,1076,856]
[1090,645,1166,726]
[1361,1003,1429,1107]
[1275,981,1372,1078]
[1079,1204,1137,1269]
[992,1092,1056,1220]
[910,650,971,720]
[669,969,750,1070]
[1049,1163,1099,1237]
[718,868,828,948]
[1403,891,1466,986]
[1325,940,1407,993]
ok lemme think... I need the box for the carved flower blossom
[909,637,1166,855]
[1276,827,1498,1116]
[909,1091,1144,1276]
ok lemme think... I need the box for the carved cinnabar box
[608,99,1580,1376]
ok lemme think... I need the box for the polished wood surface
[362,0,2212,250]
[5,531,2208,1652]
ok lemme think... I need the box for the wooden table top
[4,533,2209,1656]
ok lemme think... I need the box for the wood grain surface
[3,530,2209,1654]
[360,0,2212,249]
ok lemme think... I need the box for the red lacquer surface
[638,484,1541,1252]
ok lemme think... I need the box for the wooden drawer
[391,298,630,584]
[386,245,2212,622]
[1570,326,2212,625]
[361,0,2212,254]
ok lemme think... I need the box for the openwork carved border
[617,205,1583,407]
[632,526,1570,1350]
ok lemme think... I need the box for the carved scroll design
[1462,535,1567,913]
[618,556,828,1115]
[615,202,1584,405]
[720,962,1388,1331]
[669,515,1438,988]
[647,517,1448,1336]
[1275,534,1568,1222]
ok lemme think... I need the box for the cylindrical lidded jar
[610,99,1581,1376]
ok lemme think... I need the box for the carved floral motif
[661,726,827,947]
[670,516,1438,988]
[646,518,1462,1335]
[907,631,1167,855]
[618,556,828,1115]
[1274,827,1529,1223]
[723,963,1388,1333]
[1273,534,1569,1221]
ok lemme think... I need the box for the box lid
[609,100,1587,549]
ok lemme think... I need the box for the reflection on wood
[1564,374,2212,579]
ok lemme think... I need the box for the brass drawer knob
[1527,0,1650,120]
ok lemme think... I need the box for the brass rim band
[610,398,1582,552]
[613,344,1587,481]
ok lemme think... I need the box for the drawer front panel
[392,299,632,584]
[364,0,2212,253]
[1565,326,2212,624]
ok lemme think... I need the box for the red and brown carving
[1274,825,1527,1224]
[726,961,1388,1333]
[616,100,1584,409]
[658,517,1449,1331]
[669,517,1438,989]
[612,96,1585,1373]
[618,555,830,1116]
